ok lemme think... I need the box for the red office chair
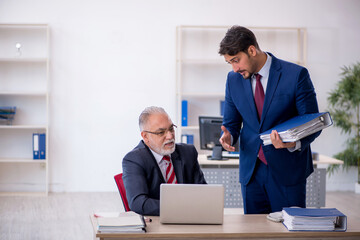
[114,173,131,212]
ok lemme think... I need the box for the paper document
[96,211,146,233]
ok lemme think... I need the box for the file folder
[33,133,40,159]
[181,134,194,144]
[282,207,347,231]
[260,112,333,146]
[181,100,188,126]
[39,133,46,159]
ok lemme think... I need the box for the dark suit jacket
[223,53,320,186]
[122,140,207,216]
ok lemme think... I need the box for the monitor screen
[199,116,239,160]
[199,116,223,150]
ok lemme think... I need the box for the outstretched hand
[219,126,236,152]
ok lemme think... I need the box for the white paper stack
[260,112,333,146]
[96,211,146,233]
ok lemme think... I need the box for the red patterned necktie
[162,155,177,184]
[254,73,267,165]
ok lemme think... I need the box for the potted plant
[327,62,360,193]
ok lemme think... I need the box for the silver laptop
[160,184,224,224]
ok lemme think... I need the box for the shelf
[0,92,47,96]
[178,59,226,65]
[0,23,48,29]
[179,92,225,98]
[0,125,47,129]
[180,126,199,130]
[0,23,49,196]
[0,58,47,62]
[176,25,307,149]
[0,158,46,163]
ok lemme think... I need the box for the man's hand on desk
[270,130,296,149]
[219,126,236,152]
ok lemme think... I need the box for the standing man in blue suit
[122,106,206,216]
[218,26,320,214]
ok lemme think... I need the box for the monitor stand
[207,146,228,160]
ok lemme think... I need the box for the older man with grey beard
[122,106,207,216]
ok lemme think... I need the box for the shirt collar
[255,52,272,79]
[149,148,166,164]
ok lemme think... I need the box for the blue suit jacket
[122,140,206,216]
[223,53,320,186]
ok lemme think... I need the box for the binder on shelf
[33,133,40,159]
[260,112,333,146]
[39,133,46,159]
[181,100,188,126]
[282,207,347,232]
[220,100,225,116]
[181,134,194,144]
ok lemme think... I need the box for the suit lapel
[261,55,281,128]
[171,149,183,183]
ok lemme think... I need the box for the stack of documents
[260,112,333,146]
[0,106,16,124]
[96,211,146,233]
[282,207,347,231]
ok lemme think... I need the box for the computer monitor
[199,116,239,160]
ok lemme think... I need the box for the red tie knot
[162,155,170,162]
[255,73,262,82]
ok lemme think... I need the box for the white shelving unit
[0,24,49,196]
[176,25,307,154]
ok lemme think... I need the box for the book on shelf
[95,211,146,233]
[282,207,347,232]
[260,112,333,146]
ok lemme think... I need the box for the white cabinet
[176,25,306,154]
[0,24,49,195]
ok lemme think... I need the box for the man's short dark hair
[219,26,260,56]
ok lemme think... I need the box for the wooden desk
[91,214,360,240]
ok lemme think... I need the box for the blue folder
[282,207,347,231]
[39,133,46,159]
[33,133,40,159]
[181,100,188,126]
[260,112,333,146]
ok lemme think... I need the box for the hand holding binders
[260,112,333,146]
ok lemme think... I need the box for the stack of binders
[0,106,16,125]
[282,207,347,231]
[33,133,46,159]
[260,112,333,146]
[96,211,146,233]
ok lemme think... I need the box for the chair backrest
[114,173,131,211]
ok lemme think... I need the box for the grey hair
[139,106,168,131]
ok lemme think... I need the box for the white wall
[0,0,359,192]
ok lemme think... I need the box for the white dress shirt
[149,148,173,180]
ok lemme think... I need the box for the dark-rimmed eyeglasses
[143,124,177,137]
